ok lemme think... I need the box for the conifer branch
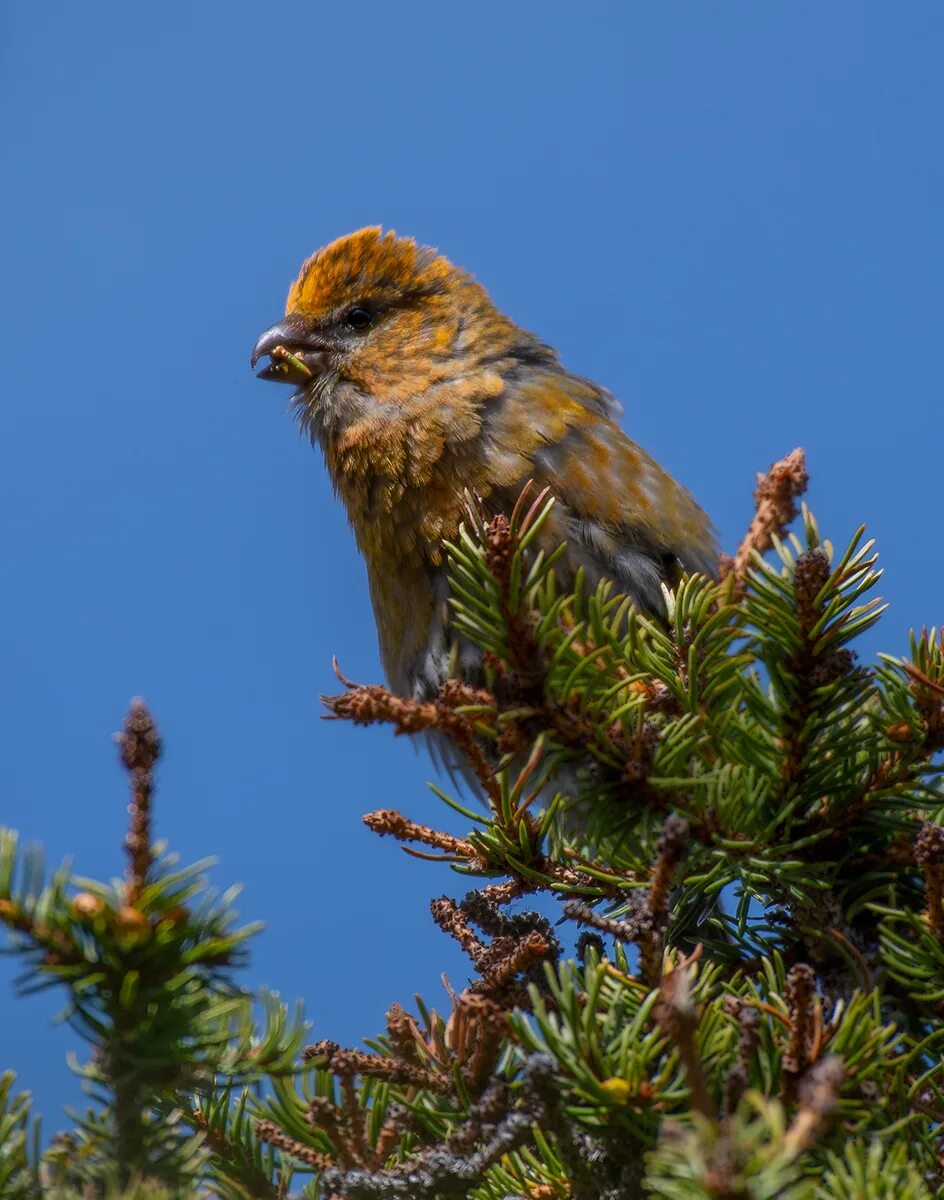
[8,467,944,1197]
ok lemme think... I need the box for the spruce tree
[3,450,944,1198]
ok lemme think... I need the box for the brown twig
[475,878,532,906]
[115,699,161,907]
[339,1072,372,1168]
[915,823,944,939]
[483,492,551,694]
[305,1095,356,1172]
[431,895,553,1004]
[373,1104,412,1168]
[477,930,550,993]
[431,895,487,960]
[655,958,715,1121]
[783,1057,846,1153]
[324,679,501,807]
[638,815,691,985]
[719,448,808,596]
[364,804,632,900]
[722,997,761,1115]
[648,815,690,916]
[302,1042,453,1095]
[363,809,480,862]
[782,963,816,1102]
[254,1119,332,1169]
[385,1002,425,1067]
[303,893,549,1126]
[447,991,508,1093]
[563,898,645,944]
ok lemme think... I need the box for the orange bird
[252,228,715,699]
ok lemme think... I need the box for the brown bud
[71,892,107,921]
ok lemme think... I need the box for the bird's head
[251,228,520,438]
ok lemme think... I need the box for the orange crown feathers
[285,227,465,318]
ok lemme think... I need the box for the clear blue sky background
[2,3,942,1127]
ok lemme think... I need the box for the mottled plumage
[252,228,716,698]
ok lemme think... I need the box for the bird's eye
[344,306,373,331]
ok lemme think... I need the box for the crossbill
[251,228,715,701]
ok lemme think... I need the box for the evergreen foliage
[4,450,944,1198]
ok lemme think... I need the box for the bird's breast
[317,386,499,690]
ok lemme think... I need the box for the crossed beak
[250,316,330,385]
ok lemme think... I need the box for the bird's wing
[482,370,718,610]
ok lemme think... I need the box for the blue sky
[2,3,942,1126]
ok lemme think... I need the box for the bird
[251,228,716,703]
